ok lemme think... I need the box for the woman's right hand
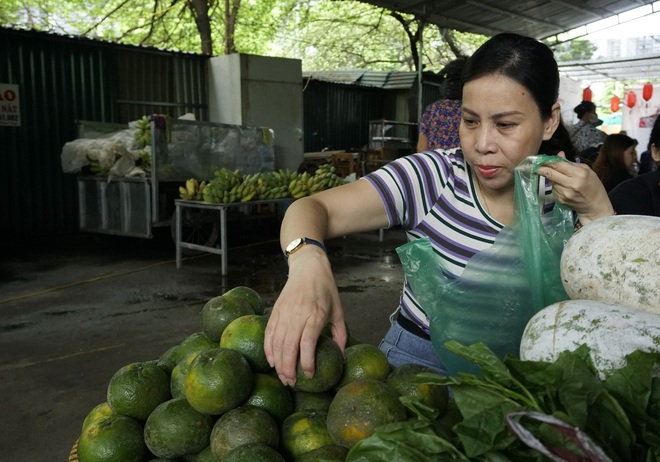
[264,247,347,387]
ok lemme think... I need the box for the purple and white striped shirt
[363,148,508,332]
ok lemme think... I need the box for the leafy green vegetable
[346,342,660,462]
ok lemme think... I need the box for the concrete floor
[0,222,407,461]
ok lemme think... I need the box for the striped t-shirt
[363,148,552,333]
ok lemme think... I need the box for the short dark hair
[439,58,467,100]
[573,101,596,119]
[462,33,558,119]
[461,33,572,156]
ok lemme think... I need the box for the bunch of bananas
[199,165,347,204]
[134,116,151,149]
[178,178,206,201]
[202,168,244,204]
[88,157,110,176]
[254,169,297,200]
[287,164,346,199]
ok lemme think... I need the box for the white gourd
[520,299,660,378]
[560,215,660,313]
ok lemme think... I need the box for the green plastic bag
[396,155,574,376]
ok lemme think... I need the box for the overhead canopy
[358,0,660,82]
[357,0,657,40]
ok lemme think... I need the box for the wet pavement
[0,221,407,461]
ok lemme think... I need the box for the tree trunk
[391,12,424,72]
[189,0,213,55]
[224,0,241,55]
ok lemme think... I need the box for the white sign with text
[0,84,20,127]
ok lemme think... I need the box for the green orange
[281,410,334,460]
[183,347,253,415]
[326,378,407,448]
[201,295,254,341]
[335,343,391,389]
[245,373,294,422]
[294,335,344,393]
[386,363,449,417]
[209,405,279,459]
[106,361,171,421]
[77,414,146,462]
[220,314,270,372]
[143,397,214,458]
[223,286,265,315]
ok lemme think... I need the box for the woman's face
[623,145,637,170]
[459,74,559,190]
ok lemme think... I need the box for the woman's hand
[536,154,615,225]
[264,248,347,387]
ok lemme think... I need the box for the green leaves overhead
[0,0,486,72]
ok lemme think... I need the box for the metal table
[174,199,290,276]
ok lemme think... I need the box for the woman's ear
[543,103,561,141]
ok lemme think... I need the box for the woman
[569,100,607,163]
[592,133,638,192]
[265,33,613,386]
[609,116,660,216]
[417,58,466,152]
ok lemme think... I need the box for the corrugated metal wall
[303,80,396,152]
[0,28,208,240]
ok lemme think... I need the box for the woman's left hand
[536,154,615,225]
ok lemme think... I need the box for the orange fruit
[209,405,279,459]
[335,343,391,389]
[386,363,449,417]
[326,378,407,448]
[293,390,334,413]
[220,314,270,372]
[81,402,114,432]
[171,332,218,365]
[223,443,285,462]
[191,446,218,462]
[169,352,200,400]
[184,347,253,415]
[245,373,294,423]
[280,410,334,460]
[77,414,146,462]
[294,444,348,462]
[223,286,265,315]
[143,397,214,458]
[106,361,171,421]
[294,336,344,393]
[201,294,254,341]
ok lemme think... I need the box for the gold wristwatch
[284,237,327,258]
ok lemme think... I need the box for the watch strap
[284,237,327,257]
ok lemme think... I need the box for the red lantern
[643,82,653,101]
[611,95,620,112]
[582,87,593,102]
[626,91,637,109]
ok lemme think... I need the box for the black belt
[396,313,431,340]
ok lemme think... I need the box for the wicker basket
[68,438,79,462]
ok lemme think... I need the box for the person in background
[609,116,660,216]
[416,58,466,152]
[264,32,613,385]
[592,133,638,192]
[569,100,607,164]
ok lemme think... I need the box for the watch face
[286,238,303,253]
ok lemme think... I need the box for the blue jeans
[378,314,448,376]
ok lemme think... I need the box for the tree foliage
[0,0,487,72]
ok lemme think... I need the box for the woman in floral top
[568,100,607,163]
[417,58,466,152]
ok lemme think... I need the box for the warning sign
[0,84,20,127]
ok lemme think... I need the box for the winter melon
[560,215,660,313]
[520,299,660,378]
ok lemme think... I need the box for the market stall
[62,116,276,245]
